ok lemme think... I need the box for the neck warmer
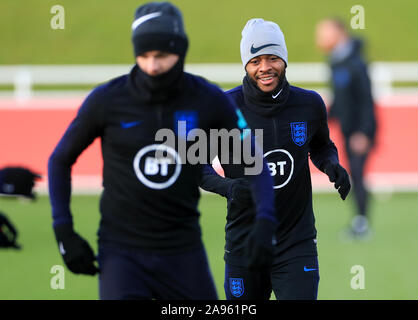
[128,57,186,104]
[242,72,290,117]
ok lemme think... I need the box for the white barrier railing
[1,62,418,100]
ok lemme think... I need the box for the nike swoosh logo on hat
[250,43,280,54]
[132,12,162,31]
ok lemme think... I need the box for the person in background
[316,18,377,239]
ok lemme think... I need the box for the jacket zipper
[272,118,279,145]
[157,104,163,129]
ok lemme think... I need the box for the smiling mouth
[257,74,277,85]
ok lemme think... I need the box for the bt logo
[267,161,287,176]
[133,144,182,190]
[264,149,294,189]
[144,157,173,176]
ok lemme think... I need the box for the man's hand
[0,211,21,249]
[244,218,276,270]
[226,178,253,207]
[323,162,351,200]
[53,224,99,276]
[0,167,42,199]
[349,132,371,155]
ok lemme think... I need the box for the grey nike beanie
[131,2,188,57]
[240,18,288,68]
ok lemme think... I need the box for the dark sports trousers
[224,255,320,300]
[98,242,218,300]
[345,139,371,217]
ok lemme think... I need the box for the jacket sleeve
[351,60,376,139]
[200,164,234,198]
[309,93,340,172]
[48,86,105,228]
[210,89,277,224]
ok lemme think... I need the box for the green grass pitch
[1,0,418,64]
[0,192,417,299]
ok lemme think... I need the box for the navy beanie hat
[131,2,189,57]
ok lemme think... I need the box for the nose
[258,58,272,73]
[147,58,161,76]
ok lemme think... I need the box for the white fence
[1,62,418,100]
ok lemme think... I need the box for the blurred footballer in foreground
[48,1,277,300]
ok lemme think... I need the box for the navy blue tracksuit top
[48,66,275,253]
[201,83,340,266]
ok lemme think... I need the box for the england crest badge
[290,122,307,146]
[229,278,244,298]
[174,110,198,139]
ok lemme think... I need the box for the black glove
[0,167,41,199]
[53,224,99,275]
[226,178,253,207]
[323,162,351,200]
[0,211,21,249]
[244,218,277,270]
